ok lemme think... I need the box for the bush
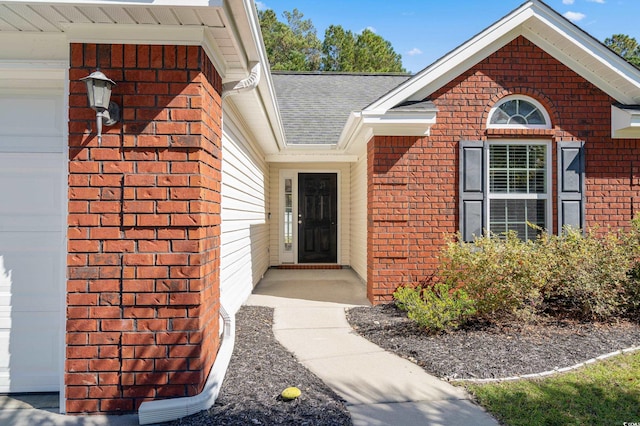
[438,231,548,322]
[393,281,476,333]
[431,220,640,324]
[541,227,638,320]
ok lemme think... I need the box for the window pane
[500,100,518,116]
[527,110,545,125]
[509,170,528,193]
[529,171,545,193]
[490,109,510,124]
[284,179,293,252]
[489,144,546,195]
[509,146,527,168]
[490,145,507,166]
[490,170,508,192]
[490,199,546,240]
[519,100,534,117]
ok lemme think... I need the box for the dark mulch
[166,306,352,426]
[346,303,640,381]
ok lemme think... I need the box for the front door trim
[278,169,341,265]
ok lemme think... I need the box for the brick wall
[367,36,640,303]
[67,43,222,413]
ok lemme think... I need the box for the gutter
[138,306,235,425]
[137,62,261,425]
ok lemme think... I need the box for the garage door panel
[0,88,64,393]
[0,94,63,153]
[0,154,64,227]
[0,235,62,312]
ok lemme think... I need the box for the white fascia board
[362,109,437,137]
[522,13,640,104]
[366,5,535,113]
[63,22,206,45]
[612,105,640,139]
[222,0,287,150]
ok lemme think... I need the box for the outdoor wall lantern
[80,70,120,142]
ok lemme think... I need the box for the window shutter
[557,141,585,232]
[459,141,486,242]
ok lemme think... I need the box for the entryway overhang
[338,101,438,154]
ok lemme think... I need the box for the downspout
[137,62,261,425]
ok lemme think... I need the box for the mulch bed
[346,303,640,381]
[165,306,352,426]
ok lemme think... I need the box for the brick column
[67,44,222,413]
[367,136,413,304]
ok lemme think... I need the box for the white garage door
[0,90,65,392]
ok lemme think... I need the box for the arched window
[487,95,551,129]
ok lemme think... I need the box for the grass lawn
[463,351,640,426]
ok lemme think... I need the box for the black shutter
[557,141,585,232]
[459,141,486,242]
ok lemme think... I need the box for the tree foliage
[258,8,321,71]
[604,34,640,67]
[259,9,405,73]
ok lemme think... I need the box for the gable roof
[272,72,410,145]
[366,0,640,113]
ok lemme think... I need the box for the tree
[604,34,640,67]
[258,8,321,71]
[352,28,405,73]
[259,9,406,73]
[322,25,357,72]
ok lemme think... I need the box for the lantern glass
[81,70,116,111]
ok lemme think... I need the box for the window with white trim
[460,96,586,243]
[487,95,551,129]
[488,142,550,240]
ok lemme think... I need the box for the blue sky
[257,0,640,73]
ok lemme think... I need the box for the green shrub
[540,227,638,320]
[433,220,640,323]
[438,231,548,322]
[393,282,476,333]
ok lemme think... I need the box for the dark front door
[298,173,337,263]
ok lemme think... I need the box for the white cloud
[362,26,377,33]
[407,48,423,56]
[255,1,267,11]
[587,0,605,3]
[562,0,575,4]
[563,11,586,22]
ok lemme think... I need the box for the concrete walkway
[247,269,499,426]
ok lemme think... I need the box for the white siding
[350,153,367,281]
[220,115,269,315]
[269,163,350,266]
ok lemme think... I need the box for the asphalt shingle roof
[271,72,411,145]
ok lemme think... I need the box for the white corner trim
[612,105,640,139]
[138,305,235,425]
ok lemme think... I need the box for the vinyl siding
[220,116,269,314]
[350,152,367,281]
[269,163,350,266]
